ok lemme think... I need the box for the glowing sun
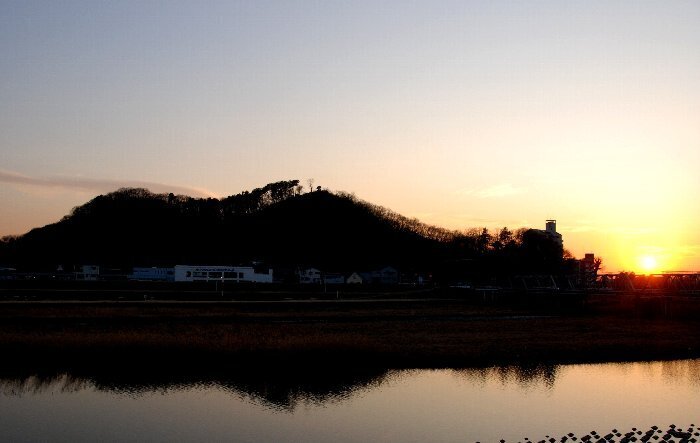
[640,255,658,273]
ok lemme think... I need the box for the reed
[1,299,699,369]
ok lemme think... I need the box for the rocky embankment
[494,424,698,443]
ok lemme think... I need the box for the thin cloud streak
[0,169,217,198]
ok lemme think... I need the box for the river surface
[1,359,699,442]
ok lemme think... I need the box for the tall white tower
[544,220,563,246]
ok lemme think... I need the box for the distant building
[346,272,363,284]
[400,272,430,286]
[323,273,346,285]
[76,265,100,281]
[579,253,597,287]
[99,266,129,281]
[129,267,175,282]
[345,267,400,285]
[0,267,16,280]
[173,265,273,283]
[543,219,563,247]
[529,220,563,248]
[298,267,322,284]
[375,266,399,285]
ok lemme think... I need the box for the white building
[346,272,363,284]
[173,265,273,283]
[129,267,175,282]
[76,265,100,281]
[543,219,563,246]
[323,273,346,285]
[299,267,322,284]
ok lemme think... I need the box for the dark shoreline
[1,293,699,373]
[2,297,699,443]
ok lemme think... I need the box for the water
[1,360,699,442]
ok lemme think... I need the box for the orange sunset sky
[1,1,699,273]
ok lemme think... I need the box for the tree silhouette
[0,180,574,278]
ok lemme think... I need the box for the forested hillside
[0,180,564,275]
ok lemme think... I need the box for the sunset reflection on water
[1,360,699,443]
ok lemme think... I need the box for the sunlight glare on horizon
[0,1,699,273]
[640,255,658,274]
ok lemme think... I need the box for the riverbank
[1,295,699,373]
[507,424,700,443]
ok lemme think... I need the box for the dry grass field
[1,294,699,373]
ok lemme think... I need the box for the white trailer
[173,265,273,283]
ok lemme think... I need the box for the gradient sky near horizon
[1,1,699,273]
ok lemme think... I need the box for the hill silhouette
[0,180,564,276]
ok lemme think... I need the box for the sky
[1,1,699,273]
